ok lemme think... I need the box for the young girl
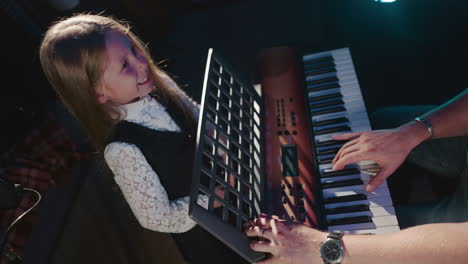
[39,13,246,264]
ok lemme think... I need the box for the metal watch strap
[328,231,344,240]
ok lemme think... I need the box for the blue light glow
[374,0,397,3]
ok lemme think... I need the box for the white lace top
[104,95,208,233]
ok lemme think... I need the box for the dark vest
[107,99,247,264]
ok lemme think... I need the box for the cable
[0,187,42,261]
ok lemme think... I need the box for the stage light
[374,0,397,3]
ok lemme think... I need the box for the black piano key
[305,67,336,77]
[321,168,361,178]
[327,215,373,226]
[304,61,335,71]
[318,157,334,164]
[324,194,368,204]
[314,125,351,136]
[303,56,334,66]
[306,76,339,86]
[315,140,347,148]
[309,99,344,109]
[313,117,349,127]
[311,106,346,117]
[325,204,370,215]
[317,147,341,156]
[316,139,348,147]
[322,178,363,189]
[309,92,343,103]
[307,82,340,93]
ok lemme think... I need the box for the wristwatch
[320,231,344,264]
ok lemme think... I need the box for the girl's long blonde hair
[40,13,197,152]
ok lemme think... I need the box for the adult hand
[332,124,428,192]
[245,214,327,264]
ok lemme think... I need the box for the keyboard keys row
[302,48,398,235]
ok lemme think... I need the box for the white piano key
[312,111,365,124]
[320,167,377,181]
[321,178,389,194]
[366,180,388,189]
[311,105,368,119]
[307,88,342,98]
[319,163,333,170]
[313,113,364,125]
[328,215,399,232]
[319,163,361,172]
[348,117,372,127]
[372,215,399,227]
[314,122,351,131]
[303,51,351,65]
[315,122,372,137]
[306,78,359,92]
[316,145,346,153]
[324,195,394,209]
[320,174,362,183]
[305,68,359,83]
[304,62,354,75]
[344,225,400,235]
[302,48,349,62]
[309,91,364,105]
[304,56,354,72]
[302,48,351,61]
[307,80,360,96]
[317,153,336,161]
[314,120,370,134]
[309,97,344,106]
[322,181,390,199]
[312,110,369,125]
[320,165,359,174]
[326,205,396,220]
[309,96,368,113]
[322,183,364,196]
[330,63,354,73]
[314,119,370,133]
[314,128,367,142]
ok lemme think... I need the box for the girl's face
[96,30,153,105]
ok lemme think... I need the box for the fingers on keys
[332,131,362,141]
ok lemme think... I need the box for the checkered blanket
[0,119,89,257]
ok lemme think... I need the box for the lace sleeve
[104,142,209,233]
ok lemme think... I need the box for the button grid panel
[189,49,265,263]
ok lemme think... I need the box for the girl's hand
[332,123,429,192]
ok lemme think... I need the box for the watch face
[321,239,343,263]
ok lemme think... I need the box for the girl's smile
[97,30,153,105]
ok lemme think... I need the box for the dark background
[2,0,468,153]
[1,0,468,262]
